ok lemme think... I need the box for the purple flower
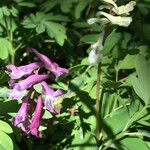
[8,89,26,100]
[12,89,33,133]
[6,62,42,79]
[30,95,43,138]
[41,81,63,114]
[27,48,69,76]
[8,80,16,88]
[14,74,50,91]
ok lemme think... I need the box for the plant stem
[96,62,102,143]
[11,53,15,64]
[95,26,109,144]
[113,67,119,110]
[102,131,126,150]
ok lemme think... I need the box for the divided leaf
[131,54,150,104]
[22,12,67,45]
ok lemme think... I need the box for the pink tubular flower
[30,95,43,138]
[41,81,63,114]
[6,62,42,79]
[8,89,26,100]
[27,48,69,76]
[8,80,16,88]
[14,74,50,91]
[12,89,33,133]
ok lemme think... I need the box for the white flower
[99,5,111,10]
[102,0,118,9]
[113,1,136,15]
[87,18,98,24]
[98,11,132,27]
[88,31,104,64]
[89,49,103,64]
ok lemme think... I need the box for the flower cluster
[88,0,136,27]
[87,0,136,64]
[6,48,68,138]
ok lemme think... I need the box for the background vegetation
[0,0,150,150]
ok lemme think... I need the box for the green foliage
[131,55,150,104]
[22,12,67,45]
[103,107,129,136]
[0,120,13,134]
[0,38,12,60]
[120,137,149,150]
[0,0,150,150]
[0,120,13,150]
[0,131,13,150]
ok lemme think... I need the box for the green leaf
[2,6,10,16]
[0,101,19,114]
[103,30,121,55]
[0,120,13,134]
[0,38,9,60]
[41,0,58,12]
[75,0,92,19]
[0,71,9,84]
[60,0,77,13]
[36,23,45,34]
[0,9,3,19]
[42,110,53,119]
[22,12,67,45]
[103,107,129,137]
[33,83,42,94]
[45,21,67,46]
[0,87,9,98]
[131,54,150,103]
[80,34,99,43]
[70,130,97,150]
[18,2,36,8]
[0,131,13,150]
[44,14,69,22]
[9,6,18,17]
[120,137,149,150]
[73,22,90,28]
[117,54,136,70]
[0,6,18,18]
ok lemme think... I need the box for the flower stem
[95,62,101,143]
[11,53,15,65]
[95,24,109,144]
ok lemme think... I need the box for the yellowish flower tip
[113,1,136,15]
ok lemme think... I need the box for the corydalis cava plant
[6,48,68,138]
[87,0,136,144]
[88,0,136,64]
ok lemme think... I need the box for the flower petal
[30,95,43,138]
[12,89,33,132]
[8,89,26,100]
[27,48,69,76]
[44,97,56,114]
[98,11,132,27]
[6,62,42,79]
[112,1,136,15]
[14,74,50,91]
